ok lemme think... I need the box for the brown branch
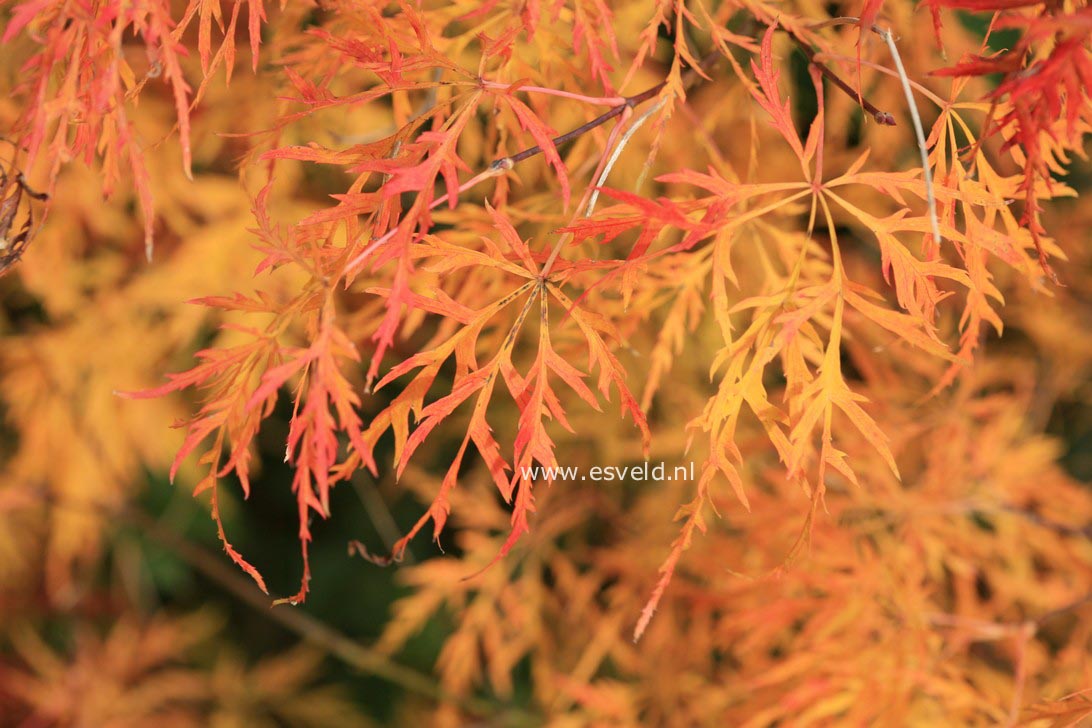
[490,50,722,171]
[124,508,461,705]
[20,487,532,723]
[128,506,535,722]
[784,19,939,242]
[781,27,897,126]
[347,50,722,278]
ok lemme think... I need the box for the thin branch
[490,50,720,171]
[346,52,720,281]
[803,18,942,243]
[924,590,1092,639]
[536,98,667,281]
[811,52,949,107]
[586,98,668,216]
[126,510,396,681]
[344,165,504,277]
[21,487,530,722]
[876,25,943,246]
[784,31,896,126]
[134,504,536,723]
[489,85,658,170]
[125,507,522,717]
[926,589,1090,727]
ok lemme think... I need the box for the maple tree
[1,0,1091,724]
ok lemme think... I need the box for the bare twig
[125,507,465,705]
[346,52,721,280]
[876,25,942,246]
[584,98,667,217]
[21,486,531,722]
[535,97,668,281]
[783,30,896,126]
[804,18,941,244]
[490,50,720,172]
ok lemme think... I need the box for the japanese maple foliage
[2,0,1091,724]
